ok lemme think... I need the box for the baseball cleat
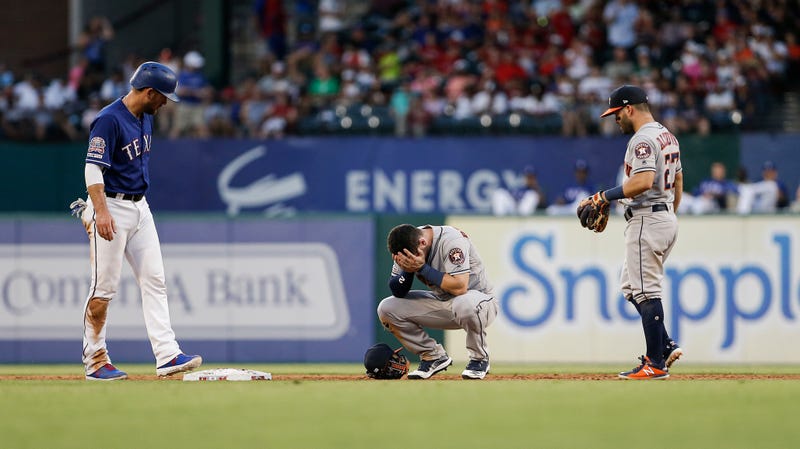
[618,356,669,380]
[664,342,683,369]
[86,363,128,381]
[461,359,490,380]
[157,353,203,377]
[407,355,452,379]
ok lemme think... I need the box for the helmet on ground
[129,61,179,102]
[364,343,409,379]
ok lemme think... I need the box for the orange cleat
[618,356,669,380]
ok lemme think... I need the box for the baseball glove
[576,192,610,233]
[364,343,410,379]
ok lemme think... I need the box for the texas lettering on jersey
[120,134,152,161]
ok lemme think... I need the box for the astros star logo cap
[600,85,648,117]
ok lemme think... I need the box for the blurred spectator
[736,161,788,214]
[259,91,296,139]
[258,61,295,97]
[158,48,181,74]
[42,77,80,140]
[170,51,213,139]
[547,159,595,215]
[205,86,239,137]
[704,83,736,129]
[307,62,340,109]
[407,95,431,138]
[602,0,639,50]
[557,76,588,137]
[81,94,103,132]
[491,165,547,216]
[254,0,288,60]
[318,0,346,34]
[685,162,738,214]
[603,47,635,80]
[390,81,411,136]
[791,185,800,213]
[99,69,127,102]
[564,36,593,81]
[3,72,43,140]
[786,32,800,83]
[77,16,114,91]
[239,77,272,137]
[0,63,13,89]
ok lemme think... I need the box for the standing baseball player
[377,224,498,380]
[76,61,201,380]
[580,85,683,379]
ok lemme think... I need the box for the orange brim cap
[600,106,623,118]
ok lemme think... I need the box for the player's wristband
[418,264,445,287]
[602,185,625,201]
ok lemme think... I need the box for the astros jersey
[620,121,681,208]
[85,98,153,195]
[392,225,494,301]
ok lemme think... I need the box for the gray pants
[620,208,678,303]
[377,290,497,361]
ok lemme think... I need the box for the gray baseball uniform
[619,122,681,303]
[378,225,497,361]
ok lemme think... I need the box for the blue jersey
[85,98,153,195]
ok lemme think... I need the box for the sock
[639,299,666,368]
[629,296,674,354]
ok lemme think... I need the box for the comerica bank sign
[0,243,350,341]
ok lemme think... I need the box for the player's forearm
[439,274,469,296]
[673,172,684,211]
[622,171,656,198]
[414,264,469,296]
[86,183,109,214]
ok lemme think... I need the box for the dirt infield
[3,373,800,381]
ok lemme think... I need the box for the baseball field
[1,363,798,449]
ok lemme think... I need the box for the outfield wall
[0,213,798,364]
[0,216,375,364]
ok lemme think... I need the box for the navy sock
[639,299,666,367]
[629,296,673,353]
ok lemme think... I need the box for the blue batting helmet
[129,61,179,102]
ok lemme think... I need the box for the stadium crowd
[2,0,800,142]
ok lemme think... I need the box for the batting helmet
[129,62,180,102]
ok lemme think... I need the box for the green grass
[1,364,799,449]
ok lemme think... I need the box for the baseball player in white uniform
[377,224,498,380]
[75,62,202,380]
[594,85,684,380]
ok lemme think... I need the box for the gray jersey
[620,121,682,208]
[392,225,494,301]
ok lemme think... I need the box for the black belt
[106,191,144,202]
[624,203,668,221]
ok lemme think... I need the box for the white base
[182,368,272,382]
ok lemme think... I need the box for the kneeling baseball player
[377,224,498,380]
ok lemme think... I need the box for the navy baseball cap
[523,165,536,175]
[574,159,589,171]
[600,85,648,117]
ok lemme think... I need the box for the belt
[106,191,144,202]
[624,203,669,222]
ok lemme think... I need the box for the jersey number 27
[663,151,679,189]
